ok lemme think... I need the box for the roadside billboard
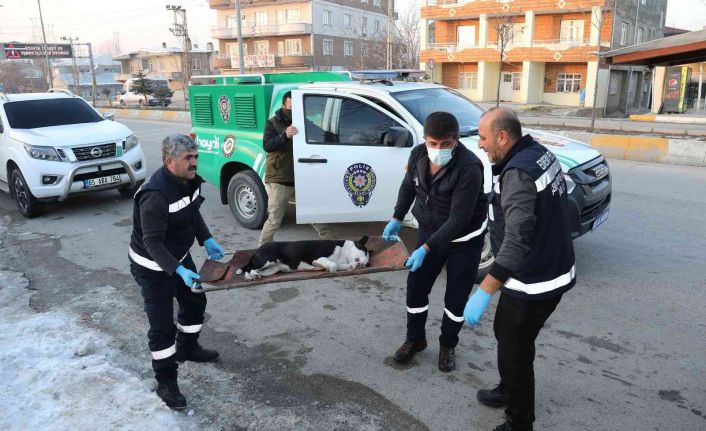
[0,42,73,60]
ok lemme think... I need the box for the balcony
[211,22,313,39]
[422,0,606,20]
[214,53,313,70]
[209,0,231,8]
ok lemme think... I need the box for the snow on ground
[0,270,187,431]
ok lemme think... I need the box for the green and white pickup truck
[189,71,611,277]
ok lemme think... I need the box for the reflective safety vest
[129,166,205,272]
[489,135,576,300]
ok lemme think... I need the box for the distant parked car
[118,78,171,107]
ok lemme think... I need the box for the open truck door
[291,89,418,224]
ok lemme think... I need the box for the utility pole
[61,36,80,92]
[386,0,393,69]
[626,0,641,113]
[37,0,53,89]
[87,42,97,106]
[167,4,191,107]
[235,0,245,73]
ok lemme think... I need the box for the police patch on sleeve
[222,134,236,158]
[218,95,230,123]
[343,163,376,208]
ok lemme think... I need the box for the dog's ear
[357,235,369,246]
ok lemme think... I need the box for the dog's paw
[236,269,243,275]
[244,270,261,281]
[327,263,338,273]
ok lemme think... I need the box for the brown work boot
[438,346,455,372]
[393,339,427,364]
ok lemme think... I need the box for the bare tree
[589,1,621,132]
[343,13,387,70]
[395,0,420,69]
[493,14,517,107]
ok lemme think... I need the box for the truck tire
[227,170,267,229]
[10,167,44,218]
[118,179,144,198]
[475,235,494,283]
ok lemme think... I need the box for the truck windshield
[4,98,104,129]
[392,88,484,137]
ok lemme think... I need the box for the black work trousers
[405,231,484,348]
[130,254,207,382]
[494,291,562,430]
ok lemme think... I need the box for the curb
[100,108,191,123]
[629,114,706,125]
[552,131,706,167]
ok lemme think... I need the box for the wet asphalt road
[0,118,704,430]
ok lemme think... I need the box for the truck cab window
[304,95,403,146]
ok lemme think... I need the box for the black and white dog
[238,236,371,281]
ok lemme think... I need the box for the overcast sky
[0,0,704,57]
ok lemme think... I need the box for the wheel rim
[478,235,494,270]
[234,184,258,219]
[13,174,29,213]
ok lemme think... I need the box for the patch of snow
[0,271,185,430]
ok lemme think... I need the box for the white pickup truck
[0,91,147,217]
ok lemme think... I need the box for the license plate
[592,208,609,231]
[83,175,121,189]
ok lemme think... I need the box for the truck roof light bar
[351,70,427,82]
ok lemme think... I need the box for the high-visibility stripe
[129,247,188,272]
[452,218,488,242]
[443,308,464,323]
[407,305,429,314]
[253,152,263,172]
[534,160,562,192]
[505,265,576,295]
[168,188,200,213]
[176,323,202,333]
[151,344,176,360]
[489,204,495,221]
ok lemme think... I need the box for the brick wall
[544,63,588,93]
[442,63,460,88]
[422,0,606,20]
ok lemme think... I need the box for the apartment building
[209,0,392,73]
[420,0,668,114]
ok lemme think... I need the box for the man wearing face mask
[260,91,298,245]
[382,111,488,372]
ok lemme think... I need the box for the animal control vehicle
[188,71,611,278]
[0,90,147,217]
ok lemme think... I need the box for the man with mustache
[129,134,225,410]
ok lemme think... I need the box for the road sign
[0,42,73,60]
[426,59,435,70]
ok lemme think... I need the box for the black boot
[156,378,187,410]
[393,339,427,364]
[438,346,455,372]
[176,343,219,363]
[477,383,509,408]
[492,417,533,431]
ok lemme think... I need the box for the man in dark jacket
[259,91,298,245]
[464,107,576,431]
[129,134,225,410]
[382,111,488,372]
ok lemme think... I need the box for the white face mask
[427,146,454,167]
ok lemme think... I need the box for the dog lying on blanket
[237,236,371,281]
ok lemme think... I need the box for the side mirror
[103,112,115,121]
[120,90,126,95]
[383,126,413,148]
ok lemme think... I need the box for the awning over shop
[603,29,706,66]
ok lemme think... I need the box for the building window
[344,14,352,27]
[361,0,368,3]
[640,0,646,4]
[362,17,368,34]
[361,44,368,57]
[323,39,333,56]
[287,8,300,23]
[560,20,584,43]
[636,27,643,44]
[374,0,381,6]
[459,72,477,89]
[620,22,628,46]
[277,41,285,56]
[255,40,268,55]
[254,11,267,26]
[512,72,521,91]
[286,39,301,55]
[323,10,332,26]
[556,73,581,93]
[277,10,286,24]
[227,15,239,28]
[344,41,353,56]
[227,42,247,58]
[192,58,202,70]
[457,25,476,47]
[375,19,381,32]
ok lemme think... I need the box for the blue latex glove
[382,219,401,241]
[204,237,225,260]
[405,246,428,272]
[464,289,493,326]
[175,265,201,291]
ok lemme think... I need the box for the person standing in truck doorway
[259,91,298,245]
[382,111,488,373]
